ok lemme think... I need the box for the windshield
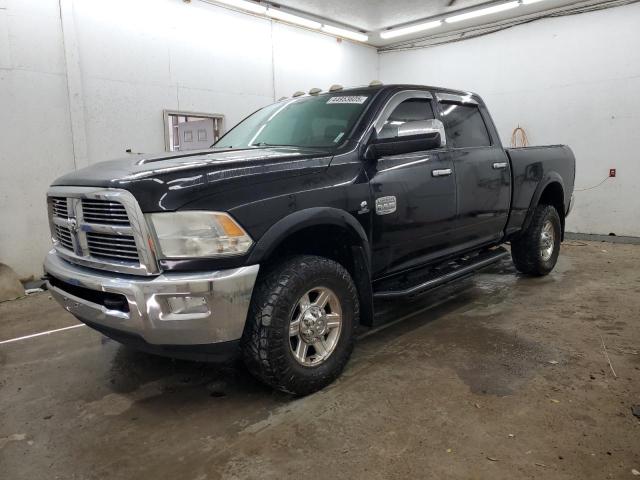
[214,93,372,149]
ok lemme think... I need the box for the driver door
[365,90,457,279]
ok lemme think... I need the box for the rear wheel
[242,255,358,395]
[511,204,561,276]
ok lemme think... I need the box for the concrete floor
[1,241,639,479]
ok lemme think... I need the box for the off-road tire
[511,204,561,276]
[242,255,359,396]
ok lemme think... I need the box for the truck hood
[52,147,333,211]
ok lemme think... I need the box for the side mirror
[365,119,447,161]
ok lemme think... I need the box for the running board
[373,247,510,299]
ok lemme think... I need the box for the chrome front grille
[47,187,159,276]
[81,199,130,225]
[51,197,68,218]
[86,232,139,261]
[54,224,74,250]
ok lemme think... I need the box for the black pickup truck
[44,84,575,395]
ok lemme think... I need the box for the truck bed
[505,145,576,237]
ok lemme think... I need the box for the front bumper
[44,250,259,346]
[566,193,575,217]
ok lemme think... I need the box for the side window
[440,102,491,148]
[378,98,435,139]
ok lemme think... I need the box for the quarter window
[440,102,491,148]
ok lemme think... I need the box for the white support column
[59,0,89,170]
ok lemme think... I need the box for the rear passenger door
[437,93,511,249]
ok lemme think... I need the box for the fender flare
[521,172,565,233]
[246,207,371,267]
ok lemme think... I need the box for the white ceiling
[271,0,593,46]
[275,0,490,31]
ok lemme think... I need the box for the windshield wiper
[215,142,333,150]
[251,142,295,147]
[252,142,336,150]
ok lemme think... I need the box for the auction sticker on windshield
[327,96,368,104]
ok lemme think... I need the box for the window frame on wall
[163,110,225,152]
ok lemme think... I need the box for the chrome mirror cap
[396,119,447,147]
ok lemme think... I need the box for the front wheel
[511,204,562,276]
[242,255,359,395]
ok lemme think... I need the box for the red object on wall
[609,168,616,177]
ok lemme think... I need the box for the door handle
[432,168,452,177]
[492,162,508,169]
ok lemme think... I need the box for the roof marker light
[380,20,442,39]
[329,84,343,92]
[369,80,383,86]
[292,91,305,97]
[308,88,322,95]
[445,1,519,23]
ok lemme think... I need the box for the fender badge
[357,200,369,215]
[375,196,397,215]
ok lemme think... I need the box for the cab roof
[291,83,483,105]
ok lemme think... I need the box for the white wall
[73,0,379,163]
[379,2,640,237]
[5,0,636,279]
[0,0,76,281]
[272,23,379,99]
[0,0,378,278]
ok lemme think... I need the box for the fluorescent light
[380,20,442,39]
[445,1,519,23]
[321,25,368,42]
[267,8,321,29]
[521,0,547,3]
[213,0,266,15]
[210,1,368,42]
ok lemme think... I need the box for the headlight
[149,211,253,258]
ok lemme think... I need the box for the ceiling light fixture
[266,8,321,29]
[521,0,548,4]
[445,1,519,23]
[321,24,369,42]
[380,20,443,39]
[213,0,266,15]
[209,0,368,43]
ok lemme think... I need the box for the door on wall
[177,119,215,151]
[164,111,224,151]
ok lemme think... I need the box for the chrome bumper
[566,193,575,217]
[44,250,259,346]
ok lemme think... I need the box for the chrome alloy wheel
[540,220,555,261]
[289,287,342,366]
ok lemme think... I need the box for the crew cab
[43,84,576,395]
